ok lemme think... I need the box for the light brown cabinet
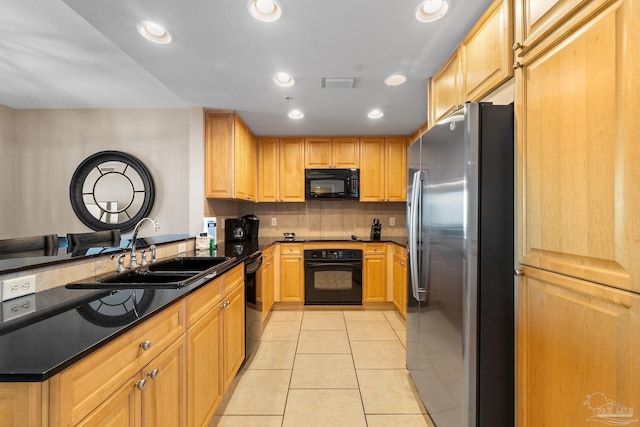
[429,48,463,125]
[49,301,186,426]
[517,266,640,427]
[257,137,305,202]
[205,111,256,201]
[363,243,387,302]
[222,283,245,392]
[257,245,275,320]
[515,0,640,425]
[392,245,407,318]
[359,137,407,202]
[462,0,513,101]
[0,383,47,427]
[279,244,304,302]
[305,137,359,168]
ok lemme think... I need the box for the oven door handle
[304,261,362,268]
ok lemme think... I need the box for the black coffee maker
[224,218,246,241]
[242,215,260,240]
[370,217,382,241]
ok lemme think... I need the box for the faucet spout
[129,217,159,269]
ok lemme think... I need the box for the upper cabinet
[205,111,257,201]
[360,137,407,202]
[513,0,592,55]
[305,137,360,169]
[257,137,305,202]
[462,0,513,101]
[515,0,640,293]
[429,48,464,125]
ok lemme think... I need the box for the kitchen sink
[66,256,237,289]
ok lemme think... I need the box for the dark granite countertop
[0,235,406,382]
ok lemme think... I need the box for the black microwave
[305,169,359,200]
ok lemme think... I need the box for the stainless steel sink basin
[66,256,237,289]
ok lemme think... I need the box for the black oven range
[304,249,363,305]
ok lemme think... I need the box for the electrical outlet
[390,217,396,226]
[2,274,36,302]
[178,243,186,253]
[2,294,35,321]
[271,217,277,226]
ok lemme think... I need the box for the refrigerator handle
[409,170,427,302]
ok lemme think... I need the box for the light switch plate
[390,217,396,226]
[2,274,36,302]
[271,217,277,226]
[178,243,186,253]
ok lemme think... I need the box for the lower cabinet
[279,244,303,302]
[363,243,387,302]
[0,383,47,427]
[517,266,640,427]
[392,246,407,317]
[40,264,246,427]
[257,246,275,320]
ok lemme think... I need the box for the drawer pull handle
[513,41,522,51]
[148,368,159,379]
[514,269,524,277]
[135,379,147,390]
[140,340,152,350]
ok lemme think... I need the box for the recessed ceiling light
[288,109,304,119]
[248,0,282,22]
[137,21,172,44]
[384,74,407,86]
[415,0,449,22]
[368,109,384,119]
[273,72,294,87]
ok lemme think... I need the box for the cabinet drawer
[187,277,223,328]
[280,244,302,255]
[50,300,186,426]
[223,264,244,296]
[392,244,407,257]
[364,243,386,254]
[261,244,275,258]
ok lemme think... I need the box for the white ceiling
[0,0,493,135]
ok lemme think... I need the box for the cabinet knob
[148,368,159,379]
[514,269,524,277]
[135,379,147,390]
[513,41,522,51]
[513,61,522,70]
[140,340,152,351]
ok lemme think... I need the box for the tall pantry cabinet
[514,1,640,425]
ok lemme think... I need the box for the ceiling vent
[321,77,356,89]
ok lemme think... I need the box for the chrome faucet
[129,217,159,269]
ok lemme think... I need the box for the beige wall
[2,106,205,239]
[0,106,16,234]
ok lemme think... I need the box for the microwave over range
[305,168,359,200]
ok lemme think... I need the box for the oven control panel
[304,249,362,260]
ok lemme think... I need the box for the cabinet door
[516,0,640,293]
[463,0,513,101]
[363,254,387,302]
[517,266,640,427]
[260,254,275,319]
[514,0,592,54]
[392,252,407,317]
[430,48,463,125]
[187,308,222,427]
[142,336,187,427]
[222,284,245,392]
[332,137,359,168]
[359,137,385,202]
[278,138,305,202]
[0,383,46,427]
[280,254,303,302]
[233,117,256,202]
[305,137,332,168]
[384,137,407,202]
[76,376,141,427]
[257,137,279,202]
[204,112,234,198]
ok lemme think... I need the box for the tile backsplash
[238,201,407,240]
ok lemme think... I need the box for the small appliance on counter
[224,218,246,241]
[370,217,382,240]
[242,214,260,240]
[283,232,296,241]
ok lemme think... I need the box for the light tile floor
[211,309,435,427]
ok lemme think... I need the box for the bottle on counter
[196,233,210,254]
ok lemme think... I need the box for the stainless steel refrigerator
[406,102,514,427]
